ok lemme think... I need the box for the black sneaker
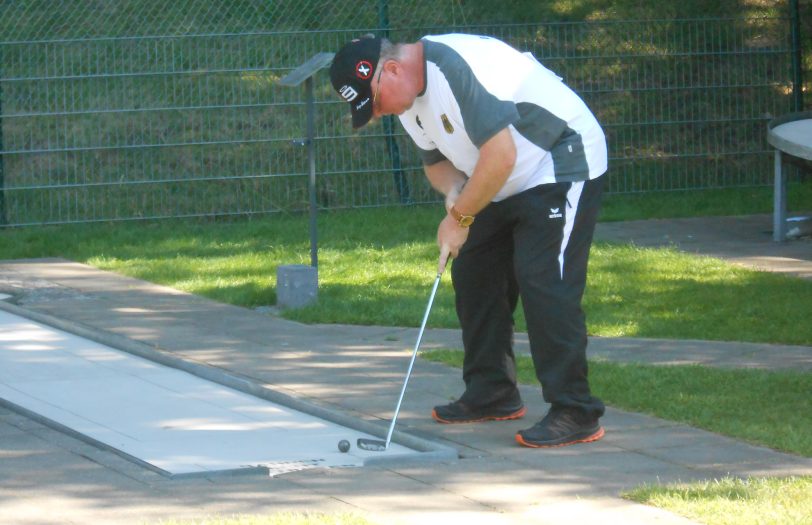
[432,396,526,424]
[515,407,604,448]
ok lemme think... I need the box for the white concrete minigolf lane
[0,309,416,476]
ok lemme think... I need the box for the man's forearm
[423,160,467,196]
[452,128,516,216]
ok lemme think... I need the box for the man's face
[370,60,416,120]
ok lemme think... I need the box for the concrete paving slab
[0,422,355,524]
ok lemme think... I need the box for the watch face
[459,215,475,227]
[450,205,475,227]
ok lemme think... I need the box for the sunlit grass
[599,183,812,222]
[586,243,812,345]
[623,477,812,525]
[1,204,810,344]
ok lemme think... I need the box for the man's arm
[423,159,468,212]
[436,128,517,273]
[451,128,516,216]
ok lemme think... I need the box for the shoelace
[539,409,579,431]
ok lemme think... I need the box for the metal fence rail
[0,1,806,226]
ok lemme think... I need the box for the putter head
[357,438,387,452]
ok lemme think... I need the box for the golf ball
[338,439,350,453]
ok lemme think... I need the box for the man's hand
[437,213,469,274]
[427,128,517,275]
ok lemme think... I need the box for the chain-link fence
[0,0,807,226]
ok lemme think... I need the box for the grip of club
[383,273,442,448]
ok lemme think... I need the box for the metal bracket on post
[276,52,334,308]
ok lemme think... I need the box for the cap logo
[356,61,373,80]
[355,97,370,110]
[339,85,359,102]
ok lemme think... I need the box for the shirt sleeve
[424,40,520,148]
[398,112,448,165]
[418,146,448,165]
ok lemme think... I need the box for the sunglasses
[372,65,384,112]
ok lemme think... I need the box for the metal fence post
[378,0,411,204]
[306,75,318,268]
[0,58,5,226]
[279,52,334,270]
[790,0,804,111]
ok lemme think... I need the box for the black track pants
[451,175,606,418]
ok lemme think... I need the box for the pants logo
[549,208,563,219]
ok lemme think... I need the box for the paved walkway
[0,214,810,525]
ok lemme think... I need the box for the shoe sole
[515,426,605,448]
[432,406,527,424]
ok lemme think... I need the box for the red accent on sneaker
[515,426,605,448]
[432,405,527,424]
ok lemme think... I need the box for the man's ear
[384,59,399,76]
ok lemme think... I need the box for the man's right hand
[437,213,469,274]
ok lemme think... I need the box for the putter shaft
[358,273,442,452]
[379,272,442,449]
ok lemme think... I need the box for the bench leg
[773,150,787,242]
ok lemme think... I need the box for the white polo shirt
[398,34,607,202]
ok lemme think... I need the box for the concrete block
[276,264,318,309]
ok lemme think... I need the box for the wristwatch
[450,205,475,228]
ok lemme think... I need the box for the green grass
[421,349,812,457]
[153,513,376,525]
[1,202,811,345]
[600,183,812,222]
[586,243,812,345]
[623,476,812,525]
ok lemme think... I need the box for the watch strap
[450,205,475,227]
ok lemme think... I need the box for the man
[329,33,607,448]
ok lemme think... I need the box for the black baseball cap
[329,35,382,129]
